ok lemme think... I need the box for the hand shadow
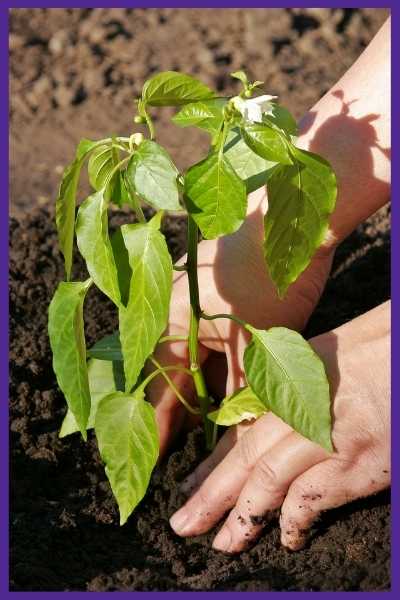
[205,89,390,400]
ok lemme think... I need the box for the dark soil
[10,7,390,592]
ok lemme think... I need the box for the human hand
[149,188,335,455]
[169,302,390,552]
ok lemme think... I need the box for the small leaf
[244,326,333,451]
[59,357,123,437]
[95,390,159,524]
[76,189,121,306]
[48,279,92,439]
[55,138,98,280]
[224,129,277,193]
[88,331,122,361]
[208,386,267,426]
[120,214,173,392]
[230,70,248,85]
[264,146,337,296]
[185,152,247,239]
[172,98,226,139]
[142,71,215,106]
[88,143,130,207]
[242,122,293,164]
[126,140,181,211]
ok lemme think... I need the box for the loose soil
[10,8,390,592]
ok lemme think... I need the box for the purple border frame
[2,1,397,596]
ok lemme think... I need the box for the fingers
[212,433,328,553]
[169,412,293,536]
[279,458,376,551]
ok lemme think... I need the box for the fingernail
[170,509,190,535]
[212,527,232,552]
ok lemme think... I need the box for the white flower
[232,94,277,123]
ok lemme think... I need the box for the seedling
[48,71,337,525]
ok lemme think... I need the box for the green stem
[150,357,200,416]
[200,311,247,329]
[186,213,214,449]
[140,364,192,390]
[158,334,188,344]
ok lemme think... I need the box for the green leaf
[76,189,121,306]
[230,70,248,85]
[88,143,130,207]
[55,138,98,280]
[142,71,215,106]
[264,104,298,137]
[264,146,337,297]
[59,357,123,437]
[88,331,122,361]
[126,140,181,211]
[185,152,247,239]
[111,228,132,307]
[95,389,159,524]
[208,386,267,426]
[244,326,333,451]
[119,214,173,392]
[172,98,226,139]
[224,129,277,193]
[242,122,293,164]
[48,279,92,439]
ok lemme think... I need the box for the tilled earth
[10,7,390,591]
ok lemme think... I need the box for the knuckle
[237,431,261,469]
[253,457,282,496]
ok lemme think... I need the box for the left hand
[169,302,390,552]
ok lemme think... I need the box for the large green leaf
[119,213,173,392]
[208,386,267,426]
[48,279,92,439]
[76,189,121,306]
[184,152,247,239]
[55,138,98,280]
[244,326,333,451]
[142,71,215,106]
[172,98,226,140]
[95,390,159,524]
[264,104,298,137]
[88,331,122,361]
[59,357,123,438]
[224,129,277,193]
[126,140,180,211]
[264,146,337,297]
[242,122,293,164]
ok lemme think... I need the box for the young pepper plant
[48,70,337,525]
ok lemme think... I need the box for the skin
[148,18,391,550]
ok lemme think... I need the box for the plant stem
[150,357,200,416]
[186,213,214,449]
[200,311,247,329]
[140,364,192,390]
[158,334,188,344]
